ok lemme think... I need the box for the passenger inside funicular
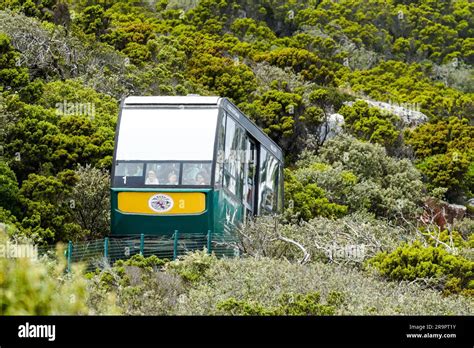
[145,170,159,185]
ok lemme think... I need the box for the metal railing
[38,230,240,272]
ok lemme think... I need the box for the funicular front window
[114,161,212,187]
[115,106,218,161]
[113,106,218,187]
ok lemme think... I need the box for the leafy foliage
[0,231,89,315]
[405,117,474,201]
[0,0,473,315]
[176,256,473,315]
[216,291,344,316]
[69,164,111,240]
[339,100,400,147]
[166,249,217,283]
[367,242,474,296]
[289,136,424,220]
[0,161,20,214]
[284,168,348,221]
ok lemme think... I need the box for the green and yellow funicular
[111,96,284,238]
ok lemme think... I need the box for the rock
[467,198,474,208]
[319,113,344,142]
[345,98,429,127]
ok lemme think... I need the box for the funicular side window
[242,136,257,214]
[259,148,279,214]
[223,114,245,198]
[214,112,226,187]
[115,162,144,177]
[277,164,284,212]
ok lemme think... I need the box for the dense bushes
[367,242,474,296]
[339,100,400,147]
[287,136,424,220]
[0,231,89,315]
[0,161,20,214]
[405,116,474,202]
[216,291,345,316]
[175,255,473,315]
[85,251,474,315]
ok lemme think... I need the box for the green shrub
[284,168,348,221]
[115,254,167,270]
[0,231,89,315]
[217,298,274,316]
[176,257,473,315]
[216,291,344,316]
[166,249,217,283]
[367,242,474,296]
[293,135,424,220]
[87,254,184,315]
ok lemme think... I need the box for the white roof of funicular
[124,96,221,106]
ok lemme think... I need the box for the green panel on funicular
[111,188,244,236]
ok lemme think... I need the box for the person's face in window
[147,171,156,180]
[168,173,178,184]
[196,174,205,185]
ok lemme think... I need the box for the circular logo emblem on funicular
[148,194,174,213]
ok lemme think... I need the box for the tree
[295,135,424,220]
[187,53,257,105]
[0,33,29,91]
[405,117,474,201]
[0,161,20,215]
[69,164,110,240]
[17,171,80,243]
[254,47,336,86]
[0,0,58,21]
[77,5,109,38]
[339,100,400,147]
[284,168,348,221]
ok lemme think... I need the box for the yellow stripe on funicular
[118,192,206,215]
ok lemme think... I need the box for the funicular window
[115,162,144,177]
[115,107,218,162]
[114,161,212,187]
[145,163,181,185]
[214,113,226,187]
[277,164,284,212]
[182,163,212,185]
[242,137,256,213]
[223,114,245,197]
[113,106,218,188]
[259,148,279,214]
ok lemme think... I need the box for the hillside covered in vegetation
[0,0,473,315]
